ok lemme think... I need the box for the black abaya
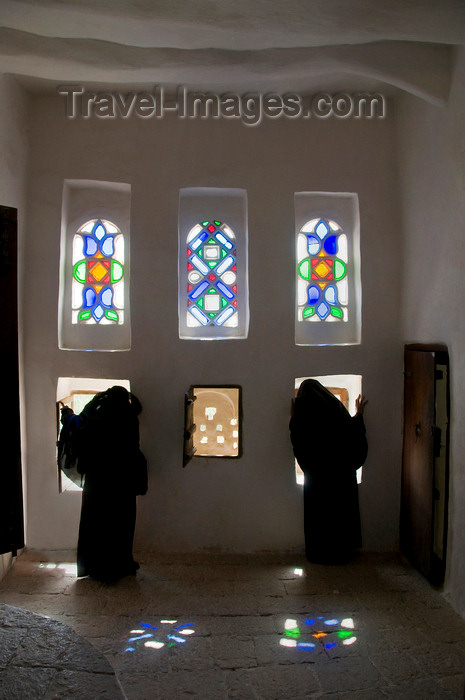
[61,386,147,582]
[289,379,368,564]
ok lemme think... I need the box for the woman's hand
[356,394,368,415]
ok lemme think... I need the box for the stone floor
[1,551,465,699]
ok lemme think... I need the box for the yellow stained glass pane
[90,262,108,281]
[314,261,331,278]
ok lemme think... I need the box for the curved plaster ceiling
[1,0,464,103]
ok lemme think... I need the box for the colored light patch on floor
[280,615,357,653]
[123,619,196,654]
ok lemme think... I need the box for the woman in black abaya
[61,386,147,582]
[289,379,368,564]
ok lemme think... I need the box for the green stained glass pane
[207,238,216,245]
[207,287,217,293]
[198,249,203,257]
[111,260,124,282]
[303,306,315,318]
[221,298,228,308]
[208,312,216,318]
[299,259,311,280]
[201,220,209,226]
[197,298,204,308]
[78,310,92,321]
[105,309,118,321]
[334,259,346,280]
[214,220,221,226]
[331,307,343,318]
[208,261,217,268]
[221,249,227,258]
[73,260,86,283]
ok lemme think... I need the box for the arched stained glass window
[297,217,348,323]
[58,179,131,351]
[186,220,238,329]
[72,219,125,324]
[178,187,248,340]
[295,192,361,346]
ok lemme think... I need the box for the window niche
[58,179,131,351]
[183,386,242,466]
[178,188,249,340]
[56,377,131,492]
[295,192,361,346]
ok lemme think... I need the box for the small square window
[183,386,242,465]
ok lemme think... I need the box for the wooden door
[0,206,24,555]
[401,347,449,584]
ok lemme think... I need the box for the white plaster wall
[396,48,465,617]
[0,74,29,556]
[22,93,403,554]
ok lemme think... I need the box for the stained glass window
[295,192,360,346]
[72,219,124,324]
[297,218,348,323]
[186,221,238,329]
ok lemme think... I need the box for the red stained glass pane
[207,224,216,232]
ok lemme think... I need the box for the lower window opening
[294,374,363,485]
[183,386,241,466]
[56,377,131,492]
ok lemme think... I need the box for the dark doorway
[0,206,24,555]
[400,345,449,585]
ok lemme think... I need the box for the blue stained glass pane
[191,231,209,251]
[308,285,320,305]
[101,236,114,256]
[216,280,234,299]
[84,236,98,256]
[190,254,209,276]
[189,306,210,326]
[315,220,329,239]
[305,619,315,626]
[83,287,96,308]
[190,280,209,300]
[317,302,330,320]
[324,285,338,305]
[101,288,113,307]
[216,306,235,325]
[94,223,106,240]
[307,235,320,255]
[215,231,233,250]
[93,305,104,321]
[323,235,338,255]
[215,255,234,276]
